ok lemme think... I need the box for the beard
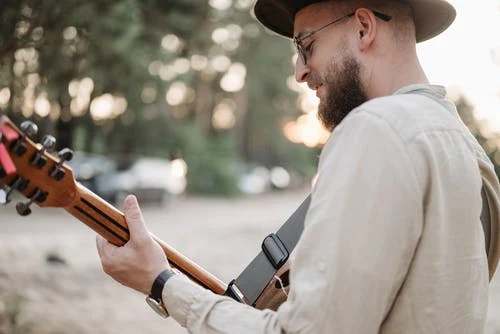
[311,55,367,132]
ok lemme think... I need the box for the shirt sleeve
[163,110,424,333]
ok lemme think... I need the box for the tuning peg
[20,121,38,138]
[10,121,38,157]
[16,199,32,216]
[41,135,56,150]
[50,148,74,180]
[30,135,56,169]
[1,176,29,204]
[15,188,47,216]
[58,147,74,161]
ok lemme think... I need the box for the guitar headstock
[0,116,77,215]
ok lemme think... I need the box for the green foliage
[455,95,500,179]
[0,0,318,195]
[177,124,241,195]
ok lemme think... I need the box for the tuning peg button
[9,121,37,157]
[16,201,32,216]
[2,177,29,204]
[20,121,38,138]
[15,188,48,216]
[50,148,74,180]
[41,135,56,150]
[30,135,56,169]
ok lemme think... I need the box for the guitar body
[254,264,290,311]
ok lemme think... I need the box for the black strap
[226,185,492,305]
[150,268,176,302]
[225,195,311,305]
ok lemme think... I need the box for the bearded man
[97,0,500,332]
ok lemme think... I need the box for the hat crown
[253,0,456,43]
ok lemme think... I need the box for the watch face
[145,296,169,318]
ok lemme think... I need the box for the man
[96,0,500,332]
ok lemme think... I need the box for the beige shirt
[164,84,500,333]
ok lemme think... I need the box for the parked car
[96,157,187,206]
[237,164,293,194]
[67,152,117,195]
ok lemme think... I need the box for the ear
[352,8,377,51]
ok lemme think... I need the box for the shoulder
[319,93,462,188]
[320,103,411,167]
[327,92,470,152]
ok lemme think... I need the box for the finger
[123,195,149,242]
[96,235,111,258]
[96,235,105,257]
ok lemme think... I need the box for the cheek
[313,47,334,72]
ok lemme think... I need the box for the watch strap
[150,268,176,302]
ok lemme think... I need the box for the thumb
[123,195,149,242]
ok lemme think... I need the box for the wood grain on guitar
[0,116,227,295]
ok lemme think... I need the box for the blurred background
[0,0,499,197]
[0,0,499,333]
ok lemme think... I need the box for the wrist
[145,268,177,318]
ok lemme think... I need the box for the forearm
[165,275,284,333]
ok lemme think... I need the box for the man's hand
[96,195,170,295]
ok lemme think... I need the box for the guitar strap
[225,195,311,305]
[225,183,494,306]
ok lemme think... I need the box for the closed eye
[304,40,314,54]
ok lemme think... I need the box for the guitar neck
[66,183,227,295]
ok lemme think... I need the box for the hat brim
[253,0,456,43]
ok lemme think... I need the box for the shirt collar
[392,84,447,99]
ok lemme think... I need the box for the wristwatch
[145,268,177,318]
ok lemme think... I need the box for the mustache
[306,74,322,90]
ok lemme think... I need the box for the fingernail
[125,195,137,206]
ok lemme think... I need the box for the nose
[294,57,309,83]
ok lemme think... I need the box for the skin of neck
[343,5,430,99]
[358,33,429,99]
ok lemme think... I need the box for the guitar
[0,115,293,311]
[0,115,227,295]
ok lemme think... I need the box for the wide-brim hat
[253,0,456,43]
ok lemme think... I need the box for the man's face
[294,3,368,131]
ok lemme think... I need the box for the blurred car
[67,152,117,195]
[236,164,292,194]
[237,165,271,194]
[96,157,187,206]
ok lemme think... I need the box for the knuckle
[133,234,150,246]
[130,212,142,221]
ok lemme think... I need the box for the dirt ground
[0,189,499,334]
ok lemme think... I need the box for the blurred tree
[456,94,500,177]
[0,0,318,194]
